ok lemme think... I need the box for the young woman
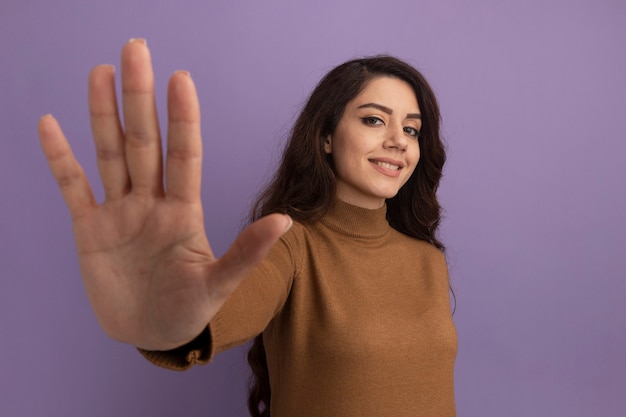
[38,39,456,416]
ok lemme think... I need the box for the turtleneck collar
[319,199,390,239]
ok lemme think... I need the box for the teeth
[374,161,400,170]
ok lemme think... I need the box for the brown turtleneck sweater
[142,200,457,416]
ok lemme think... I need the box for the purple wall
[2,0,625,415]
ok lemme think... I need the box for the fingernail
[174,70,191,77]
[38,114,54,125]
[128,38,147,45]
[38,114,55,134]
[283,215,293,232]
[104,64,115,73]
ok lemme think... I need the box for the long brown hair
[247,55,446,417]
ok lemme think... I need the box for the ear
[323,135,332,154]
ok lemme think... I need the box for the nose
[383,122,408,151]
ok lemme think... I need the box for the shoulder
[279,220,307,248]
[269,220,311,275]
[388,228,447,264]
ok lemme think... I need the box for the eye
[404,126,421,138]
[361,116,384,126]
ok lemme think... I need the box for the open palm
[38,40,290,351]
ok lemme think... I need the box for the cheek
[400,146,420,182]
[332,151,355,178]
[331,139,361,170]
[409,143,421,167]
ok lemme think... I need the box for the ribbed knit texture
[141,200,457,416]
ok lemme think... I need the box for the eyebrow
[357,102,422,120]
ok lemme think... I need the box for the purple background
[1,0,625,416]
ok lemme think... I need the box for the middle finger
[121,39,164,197]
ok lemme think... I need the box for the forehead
[351,76,420,111]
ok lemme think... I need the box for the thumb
[210,214,293,296]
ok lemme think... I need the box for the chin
[384,184,404,196]
[377,190,401,200]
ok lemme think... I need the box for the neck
[335,192,385,210]
[320,199,389,239]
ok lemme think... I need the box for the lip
[369,158,404,177]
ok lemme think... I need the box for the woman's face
[325,76,421,209]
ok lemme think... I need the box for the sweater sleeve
[138,223,302,370]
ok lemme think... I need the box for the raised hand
[38,39,291,351]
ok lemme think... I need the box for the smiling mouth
[371,160,401,170]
